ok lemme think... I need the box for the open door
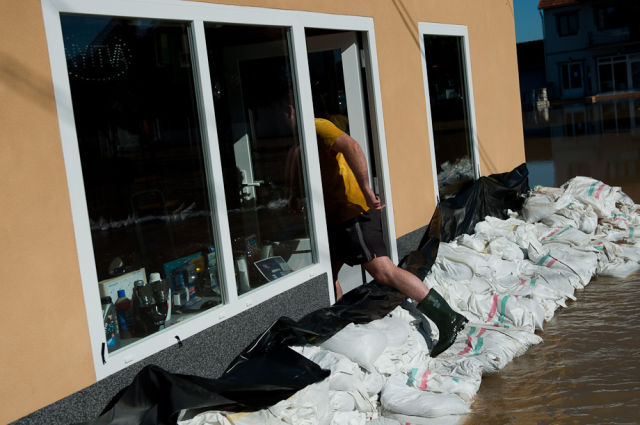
[306,30,380,294]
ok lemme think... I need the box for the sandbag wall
[178,176,640,425]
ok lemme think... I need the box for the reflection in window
[556,12,579,37]
[204,24,314,294]
[61,15,222,352]
[599,56,629,93]
[423,34,475,198]
[561,62,583,90]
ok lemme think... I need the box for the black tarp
[402,163,529,277]
[83,281,408,425]
[439,163,529,242]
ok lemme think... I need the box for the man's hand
[363,186,385,211]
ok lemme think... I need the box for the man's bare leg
[362,255,428,302]
[332,261,344,301]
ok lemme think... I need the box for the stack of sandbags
[178,177,640,425]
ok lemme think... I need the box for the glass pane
[204,24,314,294]
[424,34,475,198]
[632,62,640,90]
[562,64,570,90]
[61,15,222,352]
[570,63,582,89]
[614,62,628,91]
[599,63,613,92]
[308,48,349,132]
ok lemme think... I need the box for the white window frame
[41,0,392,380]
[418,22,480,204]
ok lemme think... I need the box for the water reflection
[525,98,640,200]
[462,274,640,425]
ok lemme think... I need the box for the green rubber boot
[418,289,468,357]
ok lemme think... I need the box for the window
[561,62,583,90]
[419,23,479,200]
[598,56,630,93]
[203,24,313,295]
[556,12,579,37]
[60,15,224,350]
[595,6,624,31]
[43,0,390,378]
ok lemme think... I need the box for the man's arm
[332,133,385,211]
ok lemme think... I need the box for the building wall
[0,0,524,422]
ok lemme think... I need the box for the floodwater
[463,99,640,424]
[524,98,640,200]
[462,274,640,424]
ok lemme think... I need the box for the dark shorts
[328,209,389,266]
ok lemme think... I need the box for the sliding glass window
[58,15,314,355]
[204,24,313,295]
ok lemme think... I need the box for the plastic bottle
[115,289,134,339]
[172,269,189,309]
[149,272,171,323]
[101,296,120,350]
[132,279,165,336]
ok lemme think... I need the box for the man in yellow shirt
[286,104,467,357]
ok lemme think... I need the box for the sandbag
[380,374,470,417]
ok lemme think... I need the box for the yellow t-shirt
[315,118,369,224]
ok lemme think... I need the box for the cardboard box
[98,267,147,303]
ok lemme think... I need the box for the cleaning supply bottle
[101,296,120,350]
[115,289,134,339]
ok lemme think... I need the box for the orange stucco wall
[0,0,523,422]
[0,1,95,423]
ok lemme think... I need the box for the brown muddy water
[462,274,640,424]
[463,100,640,424]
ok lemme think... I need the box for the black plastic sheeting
[82,281,408,425]
[439,163,529,242]
[83,163,528,425]
[402,163,529,279]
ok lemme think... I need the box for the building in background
[539,0,640,101]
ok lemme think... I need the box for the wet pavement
[463,100,640,424]
[462,274,640,424]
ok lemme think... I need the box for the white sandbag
[179,380,333,425]
[331,411,367,425]
[379,412,463,425]
[522,186,572,223]
[445,325,541,374]
[320,323,388,371]
[373,321,431,376]
[527,243,584,285]
[436,243,495,279]
[365,418,401,425]
[330,391,356,412]
[517,261,581,294]
[544,242,598,285]
[456,234,486,253]
[406,363,481,402]
[535,224,592,247]
[487,237,524,261]
[380,374,470,418]
[438,286,537,331]
[541,202,598,235]
[362,370,385,397]
[597,260,640,278]
[561,177,622,217]
[298,346,379,412]
[364,316,411,347]
[269,380,332,425]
